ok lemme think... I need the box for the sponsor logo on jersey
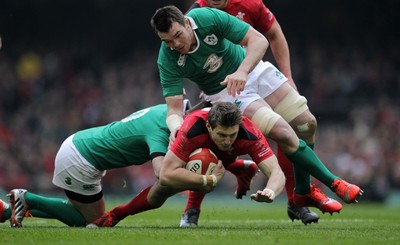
[257,144,272,158]
[203,34,218,45]
[177,54,187,66]
[82,184,96,191]
[275,70,284,79]
[236,12,245,20]
[203,53,223,73]
[234,99,243,107]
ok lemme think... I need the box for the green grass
[1,195,399,245]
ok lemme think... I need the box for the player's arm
[238,26,269,74]
[159,150,225,192]
[250,154,285,203]
[221,26,269,96]
[263,20,296,90]
[165,95,184,142]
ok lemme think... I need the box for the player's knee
[268,119,298,149]
[274,90,309,124]
[292,111,317,140]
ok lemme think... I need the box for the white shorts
[52,134,106,195]
[203,61,287,112]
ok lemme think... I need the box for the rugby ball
[186,148,218,175]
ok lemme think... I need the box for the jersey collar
[186,17,200,54]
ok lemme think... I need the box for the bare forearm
[264,170,285,197]
[165,95,184,132]
[160,168,206,191]
[238,28,269,74]
[238,40,268,74]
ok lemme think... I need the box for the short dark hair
[208,102,242,129]
[150,5,185,33]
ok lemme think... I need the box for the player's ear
[206,121,211,131]
[184,18,191,28]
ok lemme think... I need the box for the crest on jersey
[203,53,223,73]
[178,54,187,67]
[236,12,245,20]
[203,34,218,45]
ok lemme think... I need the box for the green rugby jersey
[158,7,250,97]
[72,104,169,170]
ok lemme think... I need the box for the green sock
[291,143,316,195]
[25,192,86,227]
[292,166,311,195]
[0,204,53,221]
[286,140,339,188]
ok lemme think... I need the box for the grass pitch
[1,195,399,245]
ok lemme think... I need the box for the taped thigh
[251,107,281,135]
[273,90,308,123]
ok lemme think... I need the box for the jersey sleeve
[253,1,276,34]
[242,118,274,163]
[158,44,185,97]
[147,128,169,158]
[215,8,250,44]
[169,111,208,162]
[194,8,250,44]
[169,130,193,162]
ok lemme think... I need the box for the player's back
[73,104,169,170]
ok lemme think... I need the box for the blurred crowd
[0,1,399,202]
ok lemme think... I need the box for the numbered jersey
[72,104,170,170]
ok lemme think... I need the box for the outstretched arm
[250,154,285,203]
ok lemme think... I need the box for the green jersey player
[2,104,172,227]
[151,5,363,217]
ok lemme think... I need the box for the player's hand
[250,188,275,203]
[220,70,248,97]
[213,160,225,182]
[202,161,225,193]
[168,127,180,148]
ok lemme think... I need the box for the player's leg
[247,64,361,208]
[179,191,205,227]
[226,159,259,199]
[6,188,87,228]
[246,100,362,210]
[51,134,107,224]
[89,181,181,228]
[89,156,181,227]
[268,83,319,223]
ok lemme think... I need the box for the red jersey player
[89,102,285,227]
[182,0,319,225]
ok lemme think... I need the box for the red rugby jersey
[194,0,276,33]
[170,108,273,167]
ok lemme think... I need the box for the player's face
[207,123,239,151]
[206,0,228,9]
[158,19,196,54]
